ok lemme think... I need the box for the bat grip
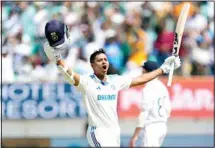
[167,62,175,87]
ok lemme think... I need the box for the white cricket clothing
[137,78,171,127]
[136,78,171,147]
[87,126,120,147]
[141,122,167,147]
[44,35,132,147]
[76,74,132,128]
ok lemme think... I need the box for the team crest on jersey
[50,32,58,41]
[111,85,115,90]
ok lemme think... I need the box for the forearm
[56,59,80,86]
[130,126,142,147]
[130,68,163,87]
[131,127,142,139]
[131,111,147,142]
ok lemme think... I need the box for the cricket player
[43,20,181,147]
[129,61,171,147]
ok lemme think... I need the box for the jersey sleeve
[114,75,132,90]
[141,87,153,111]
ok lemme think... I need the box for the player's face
[91,53,109,76]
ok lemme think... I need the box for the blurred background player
[43,19,181,147]
[129,61,171,147]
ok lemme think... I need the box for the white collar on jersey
[90,74,111,85]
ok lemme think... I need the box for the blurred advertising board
[1,77,213,120]
[1,83,86,120]
[118,76,214,118]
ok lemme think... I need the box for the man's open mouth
[102,65,107,69]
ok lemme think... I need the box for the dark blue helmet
[45,20,68,47]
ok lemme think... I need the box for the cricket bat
[167,3,190,87]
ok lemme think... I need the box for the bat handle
[167,62,175,87]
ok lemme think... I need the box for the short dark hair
[90,48,106,63]
[142,61,159,72]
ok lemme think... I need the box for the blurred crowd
[1,1,214,83]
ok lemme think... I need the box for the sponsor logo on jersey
[97,95,116,100]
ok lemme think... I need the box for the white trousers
[86,126,120,147]
[141,122,167,147]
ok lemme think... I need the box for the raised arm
[130,68,163,87]
[43,20,83,86]
[130,56,181,87]
[56,59,80,86]
[43,42,80,86]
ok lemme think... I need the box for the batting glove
[43,42,62,62]
[160,56,181,74]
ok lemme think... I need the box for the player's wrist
[56,59,68,69]
[159,68,164,75]
[159,67,166,75]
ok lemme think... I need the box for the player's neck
[95,74,107,82]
